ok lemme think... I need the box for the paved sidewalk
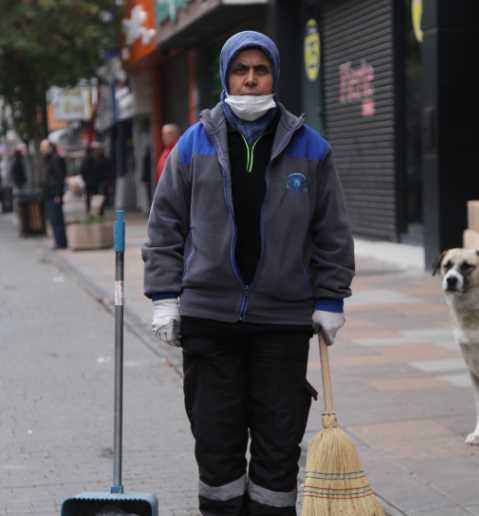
[16,211,479,515]
[0,214,197,516]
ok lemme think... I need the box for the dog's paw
[465,432,479,445]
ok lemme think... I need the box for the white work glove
[152,298,181,347]
[312,310,345,345]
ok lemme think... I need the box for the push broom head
[302,413,384,516]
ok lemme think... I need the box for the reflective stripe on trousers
[199,475,247,502]
[199,476,297,508]
[248,479,297,508]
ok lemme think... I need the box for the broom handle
[112,210,125,494]
[319,329,335,414]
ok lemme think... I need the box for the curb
[42,245,183,376]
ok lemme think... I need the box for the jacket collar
[200,101,304,161]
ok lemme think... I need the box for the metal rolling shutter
[321,0,397,240]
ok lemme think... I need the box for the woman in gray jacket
[143,31,354,516]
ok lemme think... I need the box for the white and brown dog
[434,248,479,444]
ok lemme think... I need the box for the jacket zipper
[219,129,277,321]
[237,134,264,318]
[239,285,249,320]
[204,112,304,322]
[236,161,271,320]
[218,159,250,321]
[237,135,272,318]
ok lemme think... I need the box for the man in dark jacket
[80,145,96,213]
[80,143,111,213]
[40,139,67,249]
[10,148,27,190]
[143,31,354,516]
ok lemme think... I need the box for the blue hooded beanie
[219,31,280,143]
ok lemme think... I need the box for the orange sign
[47,103,68,131]
[122,0,157,64]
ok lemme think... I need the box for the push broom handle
[112,210,125,494]
[319,329,335,415]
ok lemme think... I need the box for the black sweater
[228,120,277,285]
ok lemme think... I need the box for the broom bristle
[302,425,385,516]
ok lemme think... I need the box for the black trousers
[182,329,313,516]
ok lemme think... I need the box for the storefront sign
[338,60,375,117]
[412,0,423,43]
[156,0,192,25]
[49,87,94,121]
[95,85,135,132]
[122,0,157,63]
[304,19,320,82]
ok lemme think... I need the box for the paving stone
[408,506,477,515]
[368,375,449,392]
[410,359,467,373]
[440,373,472,388]
[346,289,421,306]
[403,328,456,342]
[400,456,479,507]
[383,344,455,361]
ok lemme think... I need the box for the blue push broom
[61,210,158,516]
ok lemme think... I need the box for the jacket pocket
[182,223,236,289]
[256,257,313,301]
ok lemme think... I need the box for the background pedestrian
[10,147,27,192]
[80,145,96,213]
[155,123,180,182]
[40,139,67,249]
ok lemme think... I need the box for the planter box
[67,222,113,251]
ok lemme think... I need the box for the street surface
[0,215,196,515]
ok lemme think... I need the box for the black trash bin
[0,186,13,213]
[16,191,46,236]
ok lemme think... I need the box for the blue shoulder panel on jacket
[286,124,330,161]
[178,122,216,166]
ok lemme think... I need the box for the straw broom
[301,329,384,516]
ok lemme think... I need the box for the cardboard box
[467,201,479,232]
[463,228,479,249]
[67,222,113,251]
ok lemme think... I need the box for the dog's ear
[432,250,447,276]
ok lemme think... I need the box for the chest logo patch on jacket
[287,172,308,192]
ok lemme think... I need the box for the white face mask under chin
[225,94,276,121]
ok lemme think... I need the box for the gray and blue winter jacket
[143,101,354,326]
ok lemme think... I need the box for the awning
[155,0,268,49]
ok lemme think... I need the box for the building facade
[272,0,476,268]
[122,0,476,269]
